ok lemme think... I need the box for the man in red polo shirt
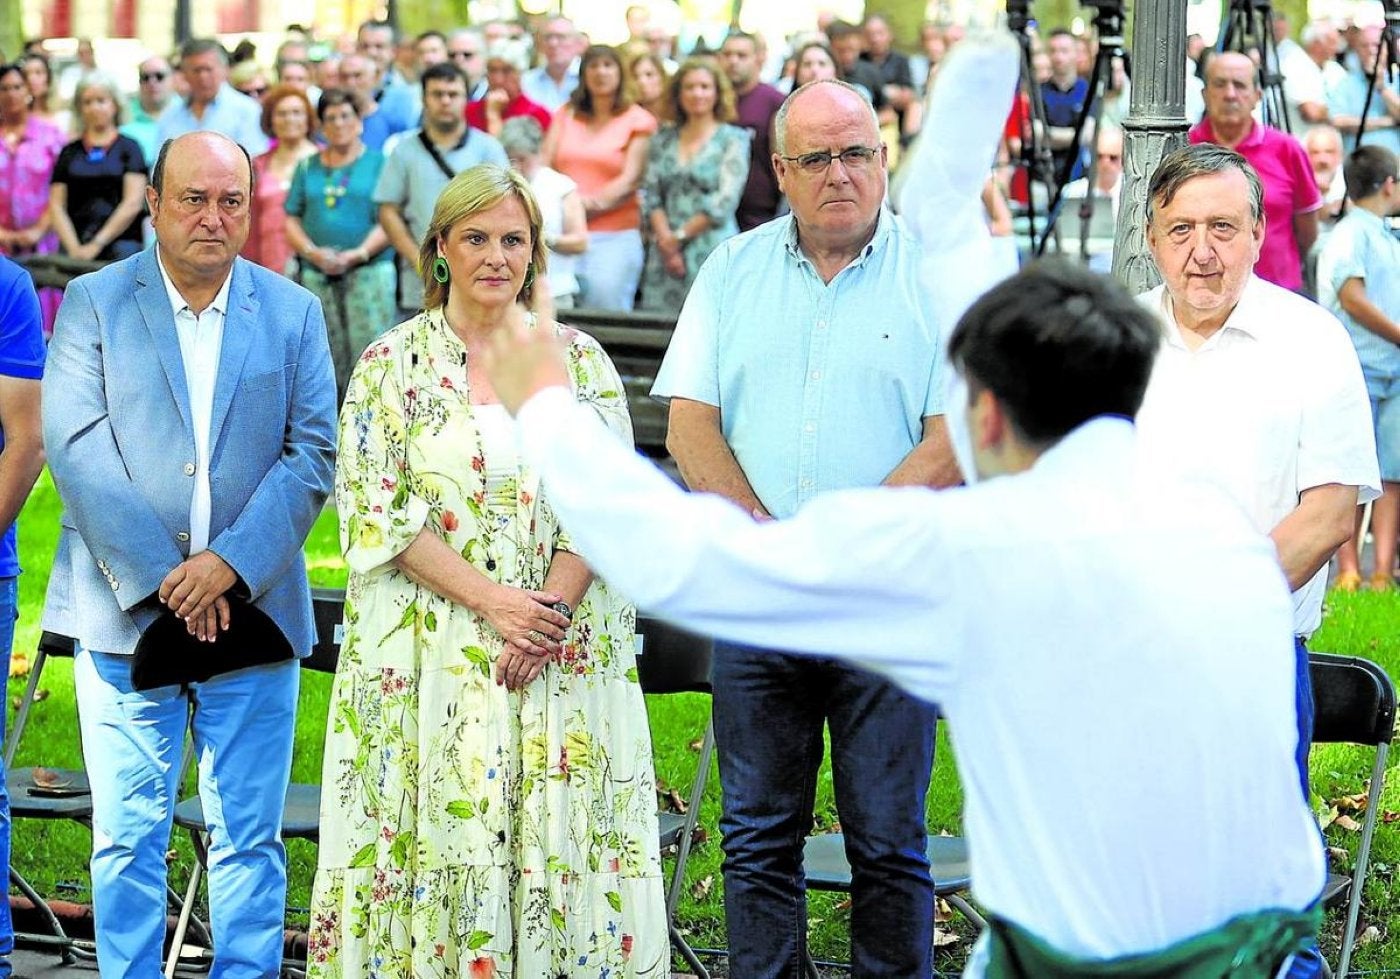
[467,43,552,138]
[1190,51,1322,292]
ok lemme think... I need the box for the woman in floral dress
[639,58,749,313]
[308,164,667,979]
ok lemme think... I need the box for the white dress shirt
[513,389,1325,973]
[156,249,231,555]
[1136,275,1380,636]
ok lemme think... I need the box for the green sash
[984,906,1321,978]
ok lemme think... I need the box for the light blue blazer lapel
[134,248,194,433]
[208,258,258,442]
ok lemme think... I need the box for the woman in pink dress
[243,84,317,275]
[0,61,67,334]
[542,45,656,310]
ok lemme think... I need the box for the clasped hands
[157,550,238,643]
[482,584,572,691]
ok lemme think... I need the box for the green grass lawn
[6,471,1398,972]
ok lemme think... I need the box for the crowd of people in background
[3,8,1396,334]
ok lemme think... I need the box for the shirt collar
[783,205,893,268]
[1028,415,1137,482]
[155,246,234,318]
[1194,116,1264,149]
[1157,274,1266,349]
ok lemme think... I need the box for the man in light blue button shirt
[157,39,269,157]
[1319,144,1400,587]
[652,78,958,979]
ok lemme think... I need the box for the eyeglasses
[450,50,480,60]
[140,71,168,83]
[1097,152,1121,161]
[781,145,880,174]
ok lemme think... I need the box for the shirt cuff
[516,384,576,434]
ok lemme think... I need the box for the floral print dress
[638,122,750,313]
[308,309,668,979]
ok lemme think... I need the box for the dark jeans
[712,642,939,978]
[1294,635,1313,802]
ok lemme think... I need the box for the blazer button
[177,532,190,542]
[183,463,196,476]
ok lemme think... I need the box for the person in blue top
[1318,144,1400,590]
[0,256,48,979]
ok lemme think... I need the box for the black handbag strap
[419,130,463,182]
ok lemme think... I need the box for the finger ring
[528,630,545,643]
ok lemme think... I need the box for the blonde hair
[418,164,548,310]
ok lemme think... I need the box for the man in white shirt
[1135,143,1380,804]
[478,258,1327,977]
[40,131,336,977]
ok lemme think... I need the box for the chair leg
[165,854,204,979]
[668,924,710,979]
[9,866,75,965]
[801,948,821,979]
[947,893,987,931]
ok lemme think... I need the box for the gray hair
[773,78,880,156]
[1145,143,1264,226]
[72,72,126,125]
[499,115,544,156]
[1300,19,1335,47]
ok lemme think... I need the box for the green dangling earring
[432,256,450,284]
[521,263,536,294]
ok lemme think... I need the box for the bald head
[774,79,879,156]
[1203,51,1260,131]
[149,132,254,289]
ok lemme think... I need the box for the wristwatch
[552,601,573,621]
[674,227,690,245]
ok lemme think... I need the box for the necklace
[322,146,363,209]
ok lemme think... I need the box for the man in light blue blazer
[41,131,336,978]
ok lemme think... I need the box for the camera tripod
[1356,0,1400,147]
[1217,0,1290,132]
[1007,0,1060,254]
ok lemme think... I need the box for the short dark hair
[420,61,466,93]
[151,134,254,196]
[722,31,759,50]
[417,30,447,47]
[826,20,863,42]
[317,86,361,121]
[180,37,229,64]
[1147,143,1264,225]
[947,258,1161,446]
[1048,28,1075,41]
[1344,145,1398,202]
[358,19,397,42]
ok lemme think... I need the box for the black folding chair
[634,614,714,979]
[799,827,984,979]
[4,630,90,963]
[1309,652,1396,979]
[163,588,345,978]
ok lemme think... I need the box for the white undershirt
[155,248,231,555]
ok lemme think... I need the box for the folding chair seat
[634,614,715,979]
[800,817,983,977]
[1308,652,1396,979]
[4,630,89,963]
[164,587,346,978]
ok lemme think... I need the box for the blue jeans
[577,229,643,311]
[74,649,299,979]
[1294,636,1313,802]
[712,643,939,978]
[0,577,15,978]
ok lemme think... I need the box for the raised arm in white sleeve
[515,386,959,703]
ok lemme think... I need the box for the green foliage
[8,473,1398,970]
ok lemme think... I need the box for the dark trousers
[711,642,939,978]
